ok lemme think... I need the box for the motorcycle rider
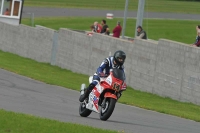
[79,50,126,102]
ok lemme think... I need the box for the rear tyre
[79,102,92,117]
[100,98,116,121]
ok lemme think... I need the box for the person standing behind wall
[191,26,200,47]
[136,25,147,39]
[94,21,102,33]
[112,21,122,38]
[101,19,110,35]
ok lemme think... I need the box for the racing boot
[79,84,95,102]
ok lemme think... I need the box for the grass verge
[24,0,200,14]
[22,17,199,44]
[0,50,200,122]
[0,109,118,133]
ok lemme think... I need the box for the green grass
[4,0,200,131]
[24,0,200,14]
[0,109,117,133]
[0,49,88,91]
[22,17,198,44]
[1,50,200,122]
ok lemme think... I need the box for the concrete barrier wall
[0,23,54,62]
[154,39,185,100]
[56,29,134,78]
[0,22,200,105]
[129,39,158,93]
[154,39,200,103]
[181,46,200,104]
[56,28,92,75]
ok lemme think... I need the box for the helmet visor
[117,57,124,63]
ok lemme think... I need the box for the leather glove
[98,73,107,77]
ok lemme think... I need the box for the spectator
[136,25,147,39]
[4,8,10,15]
[196,25,200,35]
[101,19,110,35]
[90,24,95,32]
[87,25,95,36]
[192,25,200,47]
[112,21,122,38]
[93,21,102,33]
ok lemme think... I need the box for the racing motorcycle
[79,68,126,121]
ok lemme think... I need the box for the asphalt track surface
[22,7,200,20]
[1,68,200,133]
[1,6,200,133]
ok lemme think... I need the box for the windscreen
[112,68,125,81]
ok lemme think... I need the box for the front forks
[100,91,119,108]
[101,98,107,108]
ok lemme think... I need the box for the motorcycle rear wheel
[100,98,116,121]
[79,102,92,117]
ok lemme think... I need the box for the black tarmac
[0,69,200,133]
[22,7,200,20]
[1,6,200,133]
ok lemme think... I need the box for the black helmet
[113,50,126,66]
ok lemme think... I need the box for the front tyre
[100,98,116,121]
[79,102,92,117]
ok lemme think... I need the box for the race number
[112,82,120,91]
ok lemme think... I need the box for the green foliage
[24,0,200,14]
[0,50,88,91]
[0,49,200,122]
[2,0,200,131]
[0,109,117,133]
[170,0,200,1]
[119,87,200,122]
[22,17,199,44]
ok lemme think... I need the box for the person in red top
[192,34,200,47]
[191,27,200,47]
[94,21,102,33]
[112,21,122,38]
[86,22,102,36]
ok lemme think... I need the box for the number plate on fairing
[112,82,121,92]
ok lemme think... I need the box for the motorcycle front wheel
[79,102,92,117]
[100,98,116,121]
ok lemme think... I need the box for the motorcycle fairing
[86,84,103,113]
[104,92,117,99]
[101,72,124,92]
[85,70,125,113]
